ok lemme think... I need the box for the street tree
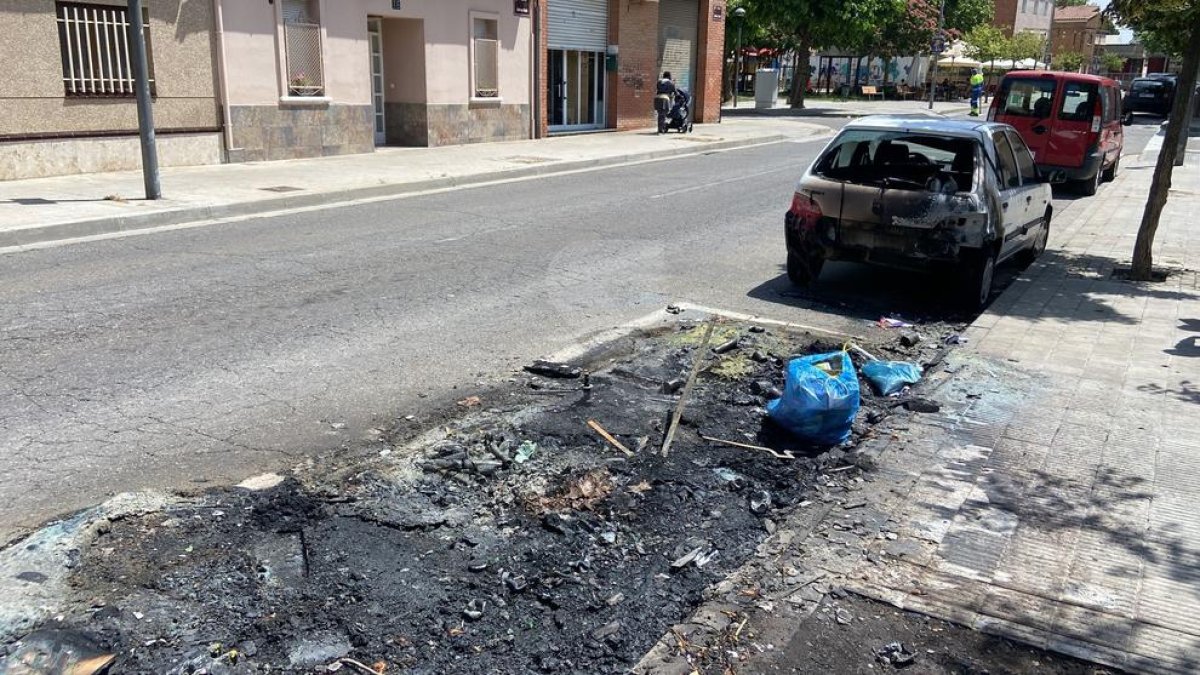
[874,0,942,85]
[1100,51,1126,75]
[1106,0,1200,280]
[944,0,995,35]
[964,23,1010,74]
[1009,30,1047,62]
[1054,51,1086,71]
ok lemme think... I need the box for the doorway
[368,18,385,145]
[548,49,605,131]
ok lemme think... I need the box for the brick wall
[993,0,1018,36]
[610,0,659,131]
[694,0,725,123]
[536,0,549,137]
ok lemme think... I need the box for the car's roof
[842,115,998,138]
[1004,70,1118,85]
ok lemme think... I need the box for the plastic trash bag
[861,360,922,396]
[767,351,860,445]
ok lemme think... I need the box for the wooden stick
[699,434,797,460]
[662,319,717,458]
[587,419,634,457]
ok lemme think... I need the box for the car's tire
[1102,155,1119,182]
[959,249,997,310]
[1076,166,1101,196]
[1016,209,1051,267]
[787,249,824,286]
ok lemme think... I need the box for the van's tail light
[789,191,823,232]
[986,98,998,121]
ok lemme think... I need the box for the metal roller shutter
[658,0,698,92]
[548,0,607,52]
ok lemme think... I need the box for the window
[813,130,977,191]
[997,78,1057,118]
[472,17,500,98]
[993,132,1021,189]
[56,2,154,97]
[1021,0,1028,12]
[1058,81,1098,121]
[1006,131,1039,185]
[283,0,324,96]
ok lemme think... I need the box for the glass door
[368,18,385,145]
[548,49,605,132]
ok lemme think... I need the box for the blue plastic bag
[861,360,922,396]
[767,351,860,445]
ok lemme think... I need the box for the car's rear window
[1059,81,1099,122]
[814,130,976,192]
[997,78,1057,118]
[1130,80,1169,94]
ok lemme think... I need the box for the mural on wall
[810,54,929,89]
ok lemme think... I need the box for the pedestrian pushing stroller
[655,89,694,134]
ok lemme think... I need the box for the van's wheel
[959,249,997,310]
[1016,209,1051,267]
[787,249,824,286]
[1102,156,1119,182]
[1076,167,1101,196]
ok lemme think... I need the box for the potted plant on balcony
[289,72,322,97]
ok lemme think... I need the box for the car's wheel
[1076,167,1101,196]
[1102,155,1119,182]
[787,249,824,286]
[959,249,997,310]
[1016,209,1051,267]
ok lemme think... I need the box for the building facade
[0,0,223,181]
[993,0,1053,38]
[535,0,725,136]
[1050,5,1104,73]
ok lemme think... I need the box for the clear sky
[1092,0,1136,42]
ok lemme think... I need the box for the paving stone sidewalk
[633,137,1200,674]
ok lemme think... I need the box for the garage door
[658,0,698,92]
[548,0,607,52]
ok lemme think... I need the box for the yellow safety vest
[970,73,984,87]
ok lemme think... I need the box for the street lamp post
[733,7,746,108]
[928,0,946,110]
[127,0,160,200]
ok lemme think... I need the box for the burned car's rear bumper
[785,210,986,270]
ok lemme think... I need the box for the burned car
[784,117,1058,308]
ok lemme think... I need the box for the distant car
[1123,76,1176,120]
[988,71,1124,196]
[784,116,1058,309]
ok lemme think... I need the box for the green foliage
[1009,30,1046,61]
[874,0,942,58]
[1055,0,1088,7]
[1100,52,1126,73]
[944,0,995,35]
[964,24,1009,64]
[1107,0,1200,57]
[1054,51,1086,71]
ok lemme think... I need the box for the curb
[0,134,792,249]
[722,106,973,119]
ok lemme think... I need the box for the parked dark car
[1123,76,1176,120]
[784,116,1059,309]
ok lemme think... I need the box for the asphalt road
[0,116,1163,540]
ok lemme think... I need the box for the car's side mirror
[1043,169,1067,184]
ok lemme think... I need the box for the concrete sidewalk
[635,132,1200,673]
[0,118,829,249]
[723,96,972,118]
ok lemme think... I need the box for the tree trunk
[1130,36,1200,280]
[789,33,812,109]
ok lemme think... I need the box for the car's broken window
[813,130,976,192]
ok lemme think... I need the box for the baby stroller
[655,89,694,134]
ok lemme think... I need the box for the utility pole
[127,0,161,200]
[928,0,946,110]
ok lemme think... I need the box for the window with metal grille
[472,18,499,98]
[56,1,154,97]
[283,0,324,96]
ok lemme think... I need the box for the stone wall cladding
[227,104,373,163]
[385,103,429,146]
[611,0,660,131]
[426,104,531,146]
[694,0,725,123]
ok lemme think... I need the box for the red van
[988,71,1123,195]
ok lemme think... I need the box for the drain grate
[259,185,304,193]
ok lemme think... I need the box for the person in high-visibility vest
[969,68,985,116]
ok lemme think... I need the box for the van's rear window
[1058,81,1099,122]
[997,78,1056,118]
